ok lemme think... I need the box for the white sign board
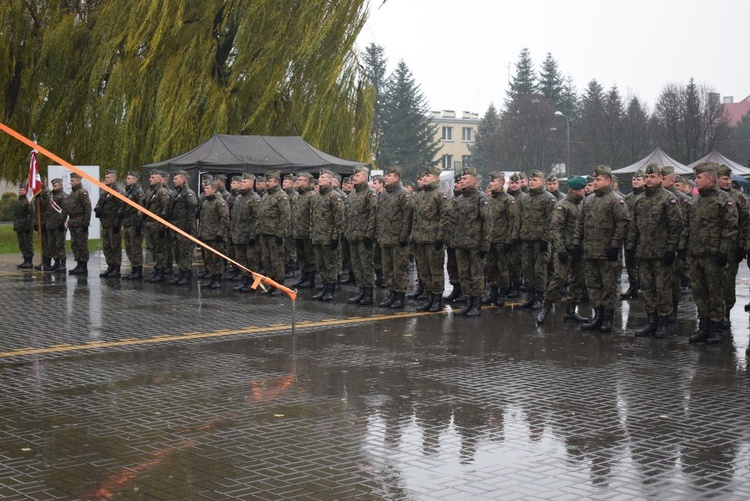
[47,165,101,240]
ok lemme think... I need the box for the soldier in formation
[94,169,125,277]
[198,180,230,288]
[310,170,345,301]
[120,171,146,280]
[257,170,290,296]
[13,183,35,269]
[166,170,198,286]
[345,166,378,306]
[484,172,519,308]
[143,170,171,283]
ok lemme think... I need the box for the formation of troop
[12,160,746,343]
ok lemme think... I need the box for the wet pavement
[1,253,750,500]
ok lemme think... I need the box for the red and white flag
[25,149,43,203]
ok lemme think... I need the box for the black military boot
[67,261,81,274]
[176,270,191,286]
[99,265,114,277]
[348,287,366,304]
[148,268,164,283]
[429,294,443,312]
[444,283,463,302]
[164,265,174,275]
[653,316,669,339]
[494,288,506,307]
[35,257,52,271]
[321,283,335,302]
[506,284,520,299]
[54,259,67,273]
[343,269,356,285]
[70,261,88,275]
[599,309,615,333]
[466,298,481,317]
[620,282,639,299]
[200,275,216,288]
[668,300,678,324]
[705,320,723,345]
[407,282,424,300]
[416,293,433,312]
[47,259,60,272]
[519,290,536,309]
[210,275,222,289]
[197,268,209,279]
[300,272,316,289]
[168,270,183,285]
[390,292,405,309]
[379,290,396,308]
[458,296,475,315]
[723,307,732,329]
[530,291,544,310]
[131,266,143,280]
[689,318,710,343]
[635,313,658,337]
[483,286,498,305]
[312,283,327,300]
[564,303,588,323]
[374,270,387,289]
[536,300,553,324]
[359,287,374,306]
[581,307,603,331]
[108,265,121,278]
[293,271,308,288]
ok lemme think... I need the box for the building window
[442,126,453,141]
[441,155,453,170]
[462,155,473,167]
[462,127,473,142]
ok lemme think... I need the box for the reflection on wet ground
[1,253,749,500]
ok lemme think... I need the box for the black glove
[606,247,619,262]
[94,208,102,218]
[503,243,513,253]
[716,253,728,267]
[112,225,120,235]
[363,237,373,249]
[331,239,339,251]
[399,240,408,248]
[58,224,66,231]
[478,249,487,259]
[625,248,636,263]
[735,248,746,264]
[248,237,256,246]
[573,245,583,259]
[275,236,283,246]
[661,251,675,266]
[558,251,569,264]
[510,238,520,248]
[215,236,223,244]
[434,240,444,251]
[539,241,548,253]
[135,224,143,237]
[677,248,687,260]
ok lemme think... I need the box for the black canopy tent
[141,134,368,189]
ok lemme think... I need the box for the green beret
[586,175,595,183]
[529,170,545,179]
[205,180,219,189]
[717,164,732,177]
[332,172,342,182]
[403,181,415,189]
[423,165,442,176]
[265,170,281,180]
[201,174,214,181]
[567,176,587,190]
[644,163,662,176]
[488,171,505,180]
[591,165,612,178]
[149,169,163,178]
[462,166,479,177]
[675,175,686,184]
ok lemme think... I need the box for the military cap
[173,170,188,177]
[404,181,415,189]
[332,172,342,182]
[353,165,370,175]
[633,169,645,178]
[51,178,62,185]
[284,174,297,181]
[567,176,587,190]
[717,164,732,177]
[105,169,117,176]
[231,175,242,182]
[591,165,612,178]
[214,174,227,182]
[644,163,661,176]
[661,165,675,176]
[19,181,26,189]
[423,165,442,176]
[462,166,479,177]
[612,174,618,184]
[242,172,256,180]
[488,171,505,180]
[319,169,334,177]
[586,175,595,184]
[693,162,719,176]
[453,174,462,183]
[529,169,545,180]
[70,172,82,180]
[297,171,313,180]
[675,175,686,184]
[264,170,281,180]
[343,176,351,184]
[373,174,385,182]
[205,180,219,189]
[255,175,266,182]
[385,165,402,175]
[201,173,214,180]
[546,173,558,182]
[509,173,521,182]
[517,171,528,180]
[127,170,139,178]
[416,169,427,178]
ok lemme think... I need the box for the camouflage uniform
[291,180,316,282]
[198,191,230,277]
[486,178,519,294]
[284,182,299,272]
[411,175,452,296]
[143,178,171,274]
[445,182,463,297]
[166,181,198,273]
[231,183,261,280]
[719,180,750,316]
[13,193,35,264]
[95,181,125,268]
[257,177,291,287]
[64,179,92,266]
[42,187,68,264]
[345,177,377,289]
[453,183,492,298]
[121,180,146,269]
[376,177,413,294]
[518,177,557,303]
[665,182,692,303]
[311,183,345,285]
[507,184,529,291]
[544,191,585,303]
[622,184,644,294]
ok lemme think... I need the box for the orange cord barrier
[0,122,297,301]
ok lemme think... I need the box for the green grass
[0,223,100,255]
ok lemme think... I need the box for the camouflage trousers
[145,225,167,269]
[203,239,225,276]
[69,226,89,262]
[446,247,459,284]
[123,225,143,267]
[624,248,639,286]
[455,248,486,297]
[690,256,726,323]
[373,244,383,273]
[672,257,689,305]
[314,243,339,283]
[639,258,674,317]
[285,235,297,267]
[414,243,445,295]
[101,226,122,265]
[234,243,259,277]
[16,230,34,260]
[485,243,510,289]
[545,253,584,303]
[349,240,375,288]
[381,245,410,292]
[584,258,620,311]
[260,235,285,284]
[723,258,740,312]
[172,233,194,272]
[509,246,523,287]
[520,241,549,293]
[294,238,316,273]
[340,238,350,271]
[46,227,67,261]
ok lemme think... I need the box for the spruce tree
[538,53,563,108]
[362,43,388,162]
[470,104,501,175]
[506,48,537,103]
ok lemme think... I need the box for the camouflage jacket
[411,181,452,244]
[230,189,261,244]
[63,183,92,228]
[13,196,35,232]
[310,184,345,245]
[345,182,377,243]
[489,190,519,245]
[518,187,556,242]
[166,185,198,233]
[198,194,229,241]
[550,192,583,254]
[721,187,750,251]
[624,186,643,214]
[680,185,738,258]
[42,189,68,229]
[291,186,315,239]
[257,185,290,238]
[284,187,299,237]
[376,182,413,246]
[574,185,630,259]
[142,184,171,229]
[95,183,125,228]
[120,183,146,227]
[626,185,682,259]
[452,185,492,251]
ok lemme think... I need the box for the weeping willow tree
[0,0,375,180]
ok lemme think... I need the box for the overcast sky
[356,0,750,116]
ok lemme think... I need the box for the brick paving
[1,252,749,500]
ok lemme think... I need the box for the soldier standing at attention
[376,165,414,309]
[546,174,566,201]
[198,180,230,289]
[620,170,645,299]
[626,164,683,338]
[94,169,124,277]
[573,165,630,333]
[143,170,171,283]
[537,176,588,324]
[484,172,519,307]
[159,173,175,276]
[255,176,267,197]
[120,171,146,280]
[443,174,465,302]
[661,165,692,316]
[166,170,198,286]
[680,162,738,344]
[518,170,557,310]
[371,175,387,288]
[310,170,345,301]
[411,165,452,312]
[452,167,492,317]
[39,179,69,272]
[64,173,92,275]
[230,173,261,293]
[257,170,290,296]
[291,173,317,289]
[13,183,35,269]
[282,174,299,279]
[505,173,528,298]
[345,166,378,306]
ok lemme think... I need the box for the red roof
[724,95,750,126]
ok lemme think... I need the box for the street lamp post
[554,111,570,176]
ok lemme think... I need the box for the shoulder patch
[669,199,676,204]
[619,200,625,204]
[556,206,563,210]
[728,201,734,206]
[510,200,516,204]
[405,194,411,199]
